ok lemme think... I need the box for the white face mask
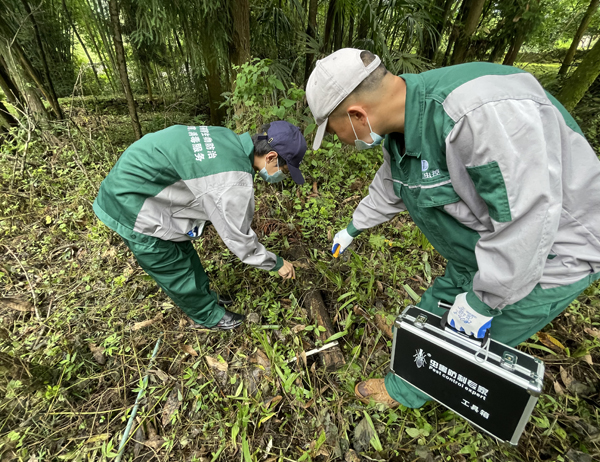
[348,113,384,150]
[258,157,287,183]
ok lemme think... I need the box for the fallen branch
[341,195,361,205]
[304,289,346,370]
[283,245,346,370]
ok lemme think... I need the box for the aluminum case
[390,305,544,445]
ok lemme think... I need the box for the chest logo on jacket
[421,159,440,179]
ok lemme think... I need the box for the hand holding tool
[331,228,353,258]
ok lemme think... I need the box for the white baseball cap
[306,48,381,150]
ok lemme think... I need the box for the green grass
[1,96,600,462]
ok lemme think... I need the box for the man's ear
[265,151,278,163]
[347,106,368,125]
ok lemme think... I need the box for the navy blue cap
[259,121,307,185]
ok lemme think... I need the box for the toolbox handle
[438,300,453,310]
[438,300,492,361]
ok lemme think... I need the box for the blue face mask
[258,157,287,183]
[348,113,384,151]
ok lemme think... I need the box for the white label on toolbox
[419,349,490,401]
[460,399,490,419]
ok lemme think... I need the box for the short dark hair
[251,123,287,165]
[353,51,388,96]
[331,51,388,117]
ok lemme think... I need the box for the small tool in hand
[332,243,341,258]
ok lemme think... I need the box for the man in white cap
[307,48,600,408]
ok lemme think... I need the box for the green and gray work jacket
[348,62,600,316]
[93,125,284,272]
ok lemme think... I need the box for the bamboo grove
[0,0,599,139]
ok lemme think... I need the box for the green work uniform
[345,63,600,407]
[93,125,283,327]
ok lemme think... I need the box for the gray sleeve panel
[134,171,279,270]
[352,147,407,231]
[134,179,204,240]
[540,129,600,287]
[444,75,566,310]
[199,173,279,271]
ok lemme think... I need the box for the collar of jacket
[397,73,424,158]
[240,132,255,163]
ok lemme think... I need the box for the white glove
[331,228,353,257]
[448,293,493,339]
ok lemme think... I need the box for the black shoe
[217,295,234,307]
[212,309,245,330]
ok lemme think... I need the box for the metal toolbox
[390,305,544,445]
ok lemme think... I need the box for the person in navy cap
[93,121,307,330]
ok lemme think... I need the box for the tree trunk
[488,37,508,63]
[141,64,153,100]
[422,0,454,61]
[229,0,251,76]
[346,15,354,47]
[166,38,179,94]
[559,0,600,76]
[1,47,50,123]
[443,29,457,65]
[84,20,117,92]
[25,88,50,121]
[557,38,600,111]
[174,30,193,88]
[62,0,102,90]
[2,56,49,125]
[153,63,166,96]
[0,99,18,128]
[0,56,24,107]
[502,27,526,66]
[13,42,55,115]
[0,16,60,119]
[357,6,369,41]
[322,0,337,53]
[304,0,318,85]
[229,0,250,129]
[443,0,469,65]
[202,42,226,125]
[451,0,486,64]
[108,0,142,140]
[180,19,203,99]
[165,64,176,94]
[20,0,64,118]
[91,0,120,90]
[333,13,343,51]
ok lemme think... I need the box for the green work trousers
[385,261,600,408]
[122,236,225,328]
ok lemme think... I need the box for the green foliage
[527,0,600,53]
[222,58,313,132]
